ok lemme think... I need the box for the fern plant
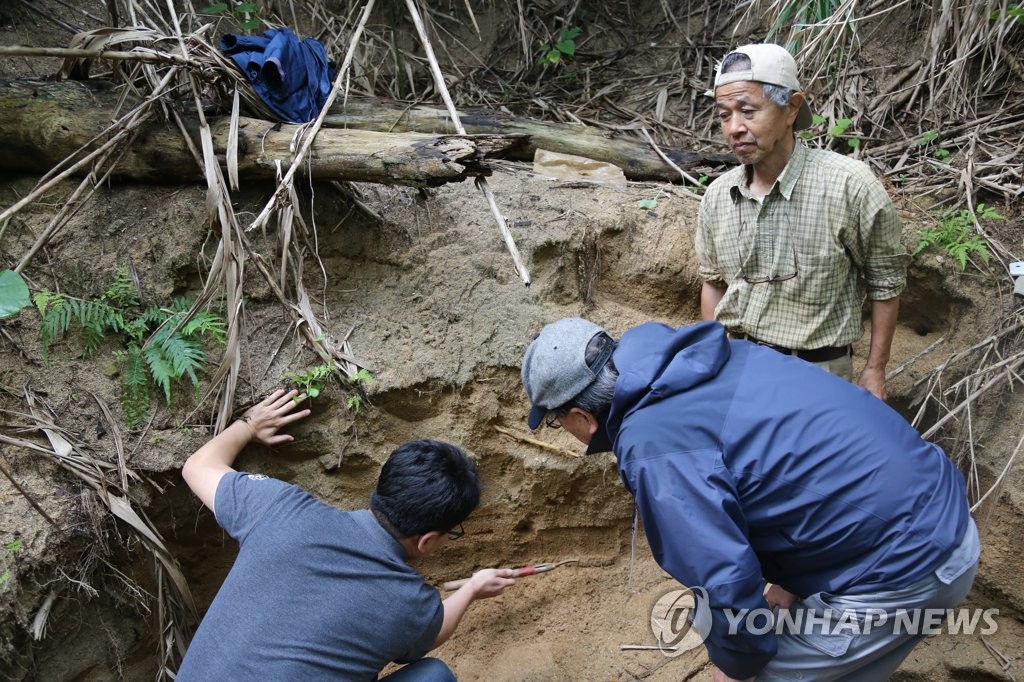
[914,204,1002,272]
[34,267,226,426]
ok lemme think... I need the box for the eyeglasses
[545,413,562,429]
[742,247,799,284]
[737,204,799,285]
[447,524,465,541]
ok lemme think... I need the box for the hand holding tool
[441,558,579,591]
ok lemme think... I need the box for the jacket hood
[601,322,730,446]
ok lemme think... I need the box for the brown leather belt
[730,333,851,363]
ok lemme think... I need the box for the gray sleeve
[394,588,444,663]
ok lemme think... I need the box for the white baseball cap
[711,43,814,131]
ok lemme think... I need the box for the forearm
[701,282,726,321]
[182,390,310,514]
[184,420,253,474]
[433,583,477,648]
[857,297,899,400]
[864,297,899,371]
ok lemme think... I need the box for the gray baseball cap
[522,317,614,429]
[711,43,814,131]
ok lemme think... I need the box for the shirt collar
[728,137,806,202]
[776,140,807,200]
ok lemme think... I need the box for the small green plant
[915,130,951,161]
[1,538,23,589]
[799,114,828,141]
[827,118,861,150]
[801,115,861,149]
[290,360,335,399]
[767,0,846,53]
[346,369,376,413]
[539,27,581,65]
[199,1,265,31]
[915,204,1003,271]
[991,6,1024,23]
[0,270,30,320]
[34,266,227,426]
[637,198,658,210]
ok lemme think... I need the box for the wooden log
[0,79,525,187]
[323,98,735,182]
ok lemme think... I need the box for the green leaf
[0,270,30,319]
[119,346,151,427]
[828,118,851,137]
[847,137,861,149]
[200,2,229,13]
[234,2,259,12]
[555,39,576,56]
[811,114,826,126]
[933,148,950,160]
[545,49,561,64]
[560,27,582,40]
[307,386,321,398]
[917,129,939,145]
[6,538,22,552]
[637,198,658,210]
[240,18,263,30]
[143,344,174,403]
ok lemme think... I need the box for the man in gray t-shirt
[178,389,515,680]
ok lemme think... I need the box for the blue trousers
[759,517,980,681]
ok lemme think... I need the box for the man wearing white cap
[695,43,909,400]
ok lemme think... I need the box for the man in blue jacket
[521,318,979,681]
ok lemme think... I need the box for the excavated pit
[2,171,1022,680]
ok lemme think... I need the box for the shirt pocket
[783,591,855,658]
[779,251,851,306]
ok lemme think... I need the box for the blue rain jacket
[598,321,969,679]
[220,28,332,123]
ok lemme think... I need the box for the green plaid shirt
[695,142,909,350]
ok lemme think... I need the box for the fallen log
[323,98,735,182]
[0,79,525,187]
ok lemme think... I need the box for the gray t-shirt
[177,472,443,680]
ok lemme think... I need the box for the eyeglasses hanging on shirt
[736,200,799,284]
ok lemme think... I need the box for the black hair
[370,439,481,538]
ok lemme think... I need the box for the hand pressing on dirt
[239,388,312,446]
[184,389,311,513]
